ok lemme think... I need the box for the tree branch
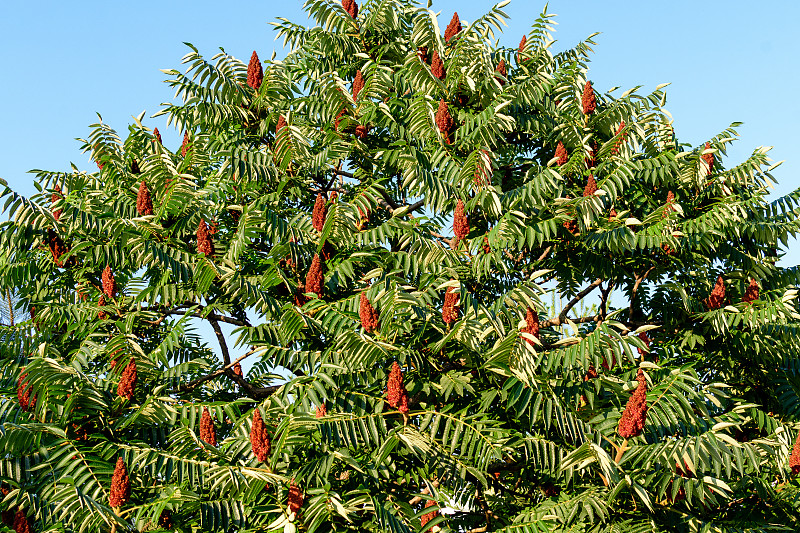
[628,267,656,322]
[541,279,603,328]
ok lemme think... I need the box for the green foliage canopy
[1,1,800,532]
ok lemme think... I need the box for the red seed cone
[702,141,714,174]
[706,276,726,309]
[554,141,568,166]
[13,509,31,533]
[517,35,527,63]
[153,128,162,145]
[276,115,287,134]
[117,359,137,400]
[180,132,190,157]
[247,51,263,90]
[359,292,380,333]
[305,254,324,298]
[47,228,68,267]
[352,70,365,100]
[102,265,116,299]
[200,407,217,446]
[563,219,578,235]
[637,332,650,357]
[789,430,800,476]
[583,175,598,197]
[581,81,596,115]
[431,51,446,80]
[742,278,759,304]
[617,369,648,439]
[109,457,131,508]
[250,410,271,462]
[197,219,214,258]
[417,47,429,63]
[386,362,410,413]
[664,190,675,217]
[442,287,459,325]
[420,499,439,527]
[334,107,346,131]
[355,124,370,139]
[584,365,598,381]
[52,184,62,221]
[315,404,327,418]
[586,140,598,168]
[444,12,461,42]
[611,121,626,155]
[98,295,108,320]
[495,59,507,85]
[287,482,304,514]
[312,194,327,232]
[233,362,243,377]
[17,371,35,412]
[342,0,358,19]
[522,307,540,343]
[453,199,469,241]
[482,235,491,254]
[137,180,153,216]
[435,99,454,143]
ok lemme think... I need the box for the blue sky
[1,0,797,268]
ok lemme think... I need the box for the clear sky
[1,0,797,257]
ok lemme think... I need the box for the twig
[541,279,603,328]
[628,266,656,321]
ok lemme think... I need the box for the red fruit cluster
[17,371,36,412]
[453,199,469,241]
[153,128,162,145]
[197,219,214,258]
[52,184,62,221]
[200,407,217,446]
[706,276,726,309]
[442,287,459,324]
[420,499,439,527]
[13,509,31,533]
[137,180,153,216]
[517,35,527,63]
[109,457,131,508]
[583,175,598,197]
[315,404,327,418]
[276,115,287,134]
[131,159,140,174]
[563,219,578,235]
[342,0,358,19]
[102,265,116,299]
[98,296,108,320]
[352,70,365,100]
[355,124,370,139]
[180,132,190,157]
[233,362,243,377]
[581,81,596,115]
[250,410,271,462]
[495,59,507,84]
[474,150,490,187]
[435,99,454,143]
[584,365,598,381]
[611,121,626,155]
[359,292,380,333]
[702,142,714,174]
[305,254,324,298]
[554,141,568,166]
[637,332,650,357]
[386,362,410,413]
[117,359,137,400]
[482,235,491,254]
[47,229,68,267]
[247,51,263,90]
[617,369,648,439]
[417,47,429,63]
[789,430,800,476]
[287,482,304,514]
[742,278,759,304]
[312,194,327,232]
[431,51,446,80]
[522,307,540,343]
[334,107,346,131]
[444,12,461,42]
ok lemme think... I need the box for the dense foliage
[2,1,800,531]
